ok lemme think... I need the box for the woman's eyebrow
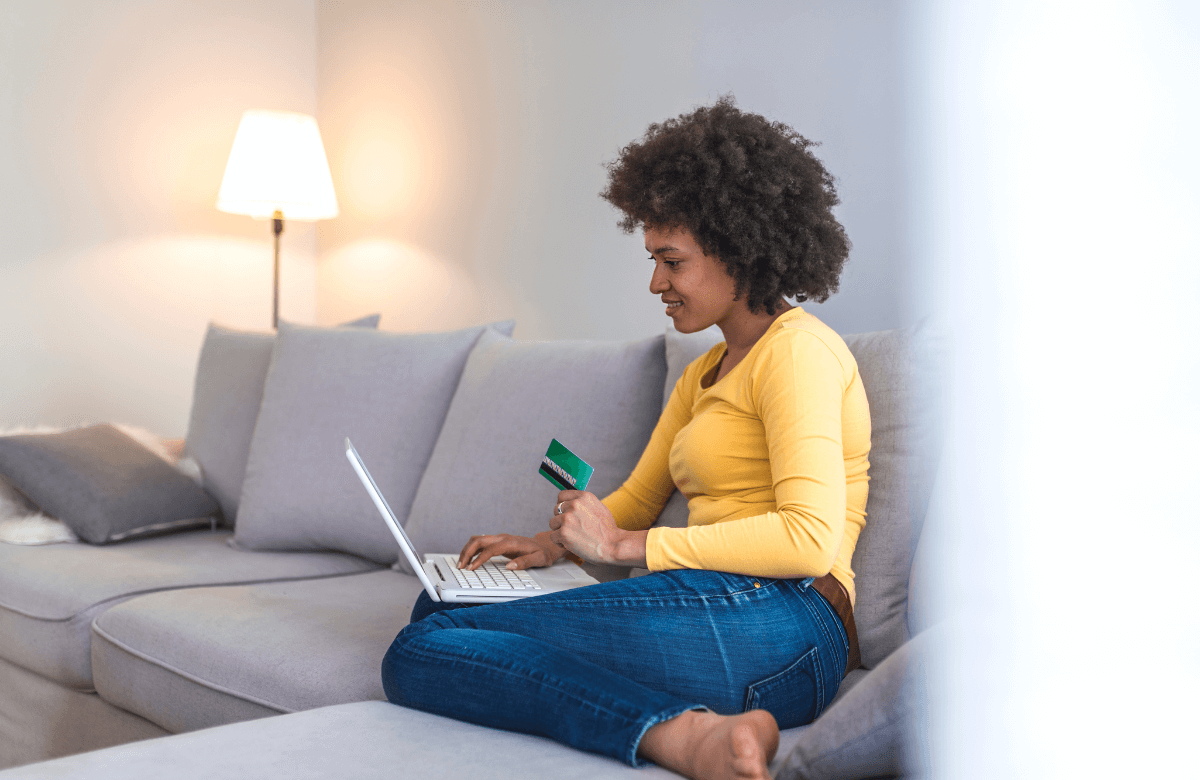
[647,244,682,255]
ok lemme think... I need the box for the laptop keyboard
[442,555,542,590]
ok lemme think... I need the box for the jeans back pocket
[742,646,825,729]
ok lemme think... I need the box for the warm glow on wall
[217,110,338,221]
[318,239,488,332]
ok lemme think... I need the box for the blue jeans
[381,569,848,767]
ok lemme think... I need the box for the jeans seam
[797,594,835,711]
[814,587,850,651]
[799,591,837,662]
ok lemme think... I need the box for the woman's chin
[669,318,708,334]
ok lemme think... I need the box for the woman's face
[645,226,741,334]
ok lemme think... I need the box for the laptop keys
[442,555,542,590]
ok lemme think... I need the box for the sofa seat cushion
[90,570,424,734]
[0,531,378,690]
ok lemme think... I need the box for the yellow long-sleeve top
[603,307,871,605]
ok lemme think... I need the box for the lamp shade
[217,110,339,221]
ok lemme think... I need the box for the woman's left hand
[550,491,648,568]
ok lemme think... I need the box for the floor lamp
[216,110,339,329]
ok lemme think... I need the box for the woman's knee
[382,616,447,704]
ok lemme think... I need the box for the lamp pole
[216,111,338,328]
[272,209,284,329]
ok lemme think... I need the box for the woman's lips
[664,301,682,316]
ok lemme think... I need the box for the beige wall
[0,1,318,436]
[315,0,911,340]
[2,0,912,434]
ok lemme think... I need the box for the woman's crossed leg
[382,569,847,778]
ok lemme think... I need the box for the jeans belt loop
[810,573,861,676]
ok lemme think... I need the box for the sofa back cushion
[233,320,512,564]
[400,330,666,578]
[185,315,379,525]
[843,325,943,668]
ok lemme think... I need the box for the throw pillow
[0,424,220,544]
[401,329,666,581]
[233,320,515,564]
[185,315,380,526]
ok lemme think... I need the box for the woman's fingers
[463,535,548,570]
[554,490,585,518]
[458,535,484,568]
[546,491,629,565]
[458,534,502,568]
[549,489,595,529]
[505,550,550,570]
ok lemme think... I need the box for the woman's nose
[649,265,669,294]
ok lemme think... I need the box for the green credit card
[539,439,593,492]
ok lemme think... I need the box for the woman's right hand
[457,531,566,571]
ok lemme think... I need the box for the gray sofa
[0,317,941,779]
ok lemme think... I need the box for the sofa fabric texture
[90,571,425,733]
[0,425,218,545]
[840,326,943,668]
[0,702,686,780]
[0,655,168,771]
[233,321,513,565]
[0,531,377,690]
[184,316,380,526]
[399,330,667,579]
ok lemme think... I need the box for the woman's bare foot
[638,709,779,780]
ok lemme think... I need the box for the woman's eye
[664,260,680,269]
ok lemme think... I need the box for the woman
[381,97,870,780]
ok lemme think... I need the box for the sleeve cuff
[644,526,671,571]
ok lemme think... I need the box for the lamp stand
[272,210,284,329]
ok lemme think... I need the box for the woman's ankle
[638,709,778,780]
[638,710,709,772]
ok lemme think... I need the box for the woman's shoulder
[756,309,858,379]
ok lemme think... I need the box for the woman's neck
[714,301,794,381]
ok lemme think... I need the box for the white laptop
[345,439,600,603]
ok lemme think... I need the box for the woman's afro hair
[600,96,850,314]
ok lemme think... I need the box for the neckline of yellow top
[698,306,808,392]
